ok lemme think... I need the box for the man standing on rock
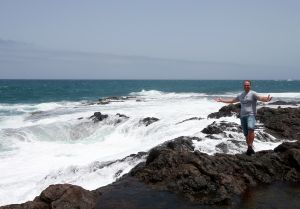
[214,80,272,155]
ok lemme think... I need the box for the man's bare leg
[246,130,255,155]
[247,130,255,147]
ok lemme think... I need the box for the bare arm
[257,94,272,102]
[214,97,239,104]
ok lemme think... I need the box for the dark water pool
[96,178,300,209]
[239,182,300,209]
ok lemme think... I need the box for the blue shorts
[240,115,256,136]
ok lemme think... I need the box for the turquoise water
[0,80,299,104]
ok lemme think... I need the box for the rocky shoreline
[1,105,300,209]
[208,103,300,140]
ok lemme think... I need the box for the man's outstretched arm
[214,97,239,104]
[257,94,272,102]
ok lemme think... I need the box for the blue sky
[0,0,299,79]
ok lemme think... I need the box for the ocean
[0,79,300,206]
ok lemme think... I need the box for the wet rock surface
[257,107,300,139]
[202,121,242,135]
[98,96,136,105]
[139,117,159,126]
[268,100,300,106]
[90,112,108,122]
[130,137,300,205]
[208,103,241,119]
[176,117,204,125]
[1,184,101,209]
[116,113,129,119]
[111,113,130,124]
[88,112,131,125]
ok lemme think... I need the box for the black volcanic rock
[227,139,247,148]
[269,101,300,106]
[176,117,204,125]
[90,112,108,122]
[98,96,136,105]
[274,141,300,153]
[202,121,242,135]
[139,117,159,126]
[208,103,241,119]
[216,142,230,153]
[1,184,101,209]
[257,107,300,139]
[202,121,223,134]
[130,137,300,204]
[116,113,129,119]
[112,113,130,124]
[98,96,123,105]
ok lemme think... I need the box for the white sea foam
[129,89,208,99]
[262,92,300,99]
[0,90,297,205]
[207,92,300,100]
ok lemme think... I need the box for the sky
[0,0,299,79]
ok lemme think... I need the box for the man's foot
[246,146,255,156]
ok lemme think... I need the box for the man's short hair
[243,80,251,85]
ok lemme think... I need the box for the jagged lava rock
[176,117,204,125]
[0,184,101,209]
[139,117,159,126]
[208,103,241,119]
[90,112,108,122]
[201,121,241,135]
[130,136,300,204]
[257,107,300,139]
[268,101,300,106]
